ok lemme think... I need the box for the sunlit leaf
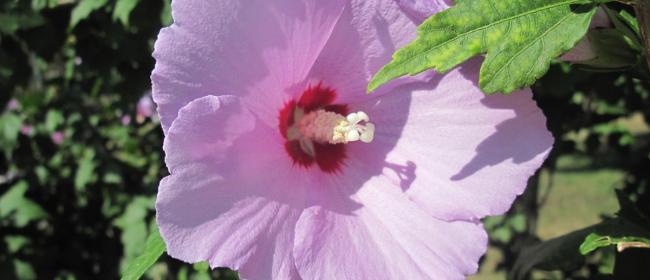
[70,0,109,28]
[368,0,599,94]
[113,0,140,26]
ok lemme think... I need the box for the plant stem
[635,0,650,69]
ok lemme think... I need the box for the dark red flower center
[278,83,349,173]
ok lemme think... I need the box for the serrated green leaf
[70,0,109,28]
[113,0,139,26]
[368,0,598,94]
[120,226,166,280]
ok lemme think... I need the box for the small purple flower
[121,115,132,126]
[136,92,156,123]
[20,125,34,136]
[152,1,554,279]
[51,131,64,145]
[6,98,19,111]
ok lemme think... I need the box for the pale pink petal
[590,7,611,29]
[51,131,64,145]
[152,0,346,132]
[307,0,421,103]
[394,0,453,22]
[157,95,307,279]
[293,167,487,279]
[561,38,598,62]
[350,58,554,221]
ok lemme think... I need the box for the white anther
[296,109,375,145]
[356,111,369,122]
[346,112,359,123]
[333,111,375,144]
[360,123,375,143]
[346,130,360,142]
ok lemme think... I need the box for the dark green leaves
[368,0,600,94]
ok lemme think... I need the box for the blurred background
[1,0,649,279]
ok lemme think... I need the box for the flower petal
[352,58,554,221]
[293,170,487,279]
[157,95,306,279]
[394,0,453,22]
[152,0,346,132]
[308,0,421,103]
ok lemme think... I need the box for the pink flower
[136,92,156,123]
[121,115,132,126]
[5,98,19,111]
[394,0,452,22]
[151,1,554,279]
[51,131,64,145]
[20,125,34,136]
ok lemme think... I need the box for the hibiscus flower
[151,0,554,279]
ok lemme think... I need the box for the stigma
[294,109,375,145]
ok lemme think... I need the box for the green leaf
[511,223,601,280]
[578,215,650,255]
[193,262,209,272]
[161,0,172,26]
[74,149,96,191]
[70,0,110,28]
[581,233,650,255]
[0,181,48,227]
[0,113,22,158]
[0,14,46,34]
[368,0,598,94]
[121,226,166,280]
[114,197,155,273]
[0,181,29,218]
[113,0,140,26]
[45,110,64,133]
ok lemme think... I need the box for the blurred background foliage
[0,0,649,279]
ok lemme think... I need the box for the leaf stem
[634,0,650,69]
